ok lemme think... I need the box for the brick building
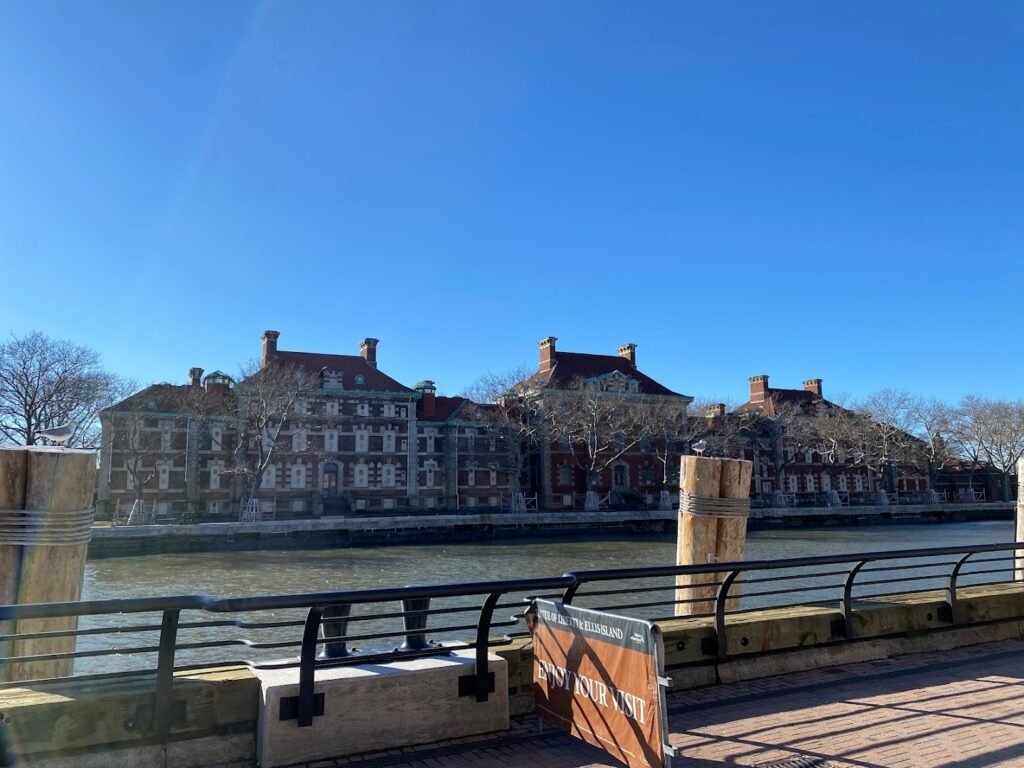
[98,331,511,521]
[516,337,693,509]
[731,375,930,504]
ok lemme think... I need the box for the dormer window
[355,374,365,385]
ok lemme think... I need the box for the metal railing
[1,543,1023,738]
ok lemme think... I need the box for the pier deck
[292,638,1024,768]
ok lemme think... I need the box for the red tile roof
[275,350,413,393]
[520,351,688,398]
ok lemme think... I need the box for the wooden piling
[0,448,27,682]
[675,455,753,617]
[0,446,95,681]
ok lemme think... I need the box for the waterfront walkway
[291,639,1024,768]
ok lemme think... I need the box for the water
[82,521,1014,600]
[73,521,1015,674]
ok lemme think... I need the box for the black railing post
[714,570,740,658]
[400,588,431,651]
[947,552,973,625]
[561,578,580,605]
[154,609,180,740]
[298,606,324,727]
[319,603,352,659]
[473,592,502,702]
[841,560,868,640]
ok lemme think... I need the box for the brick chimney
[360,338,379,368]
[189,367,204,387]
[416,380,436,418]
[705,403,726,419]
[539,337,558,372]
[803,378,823,398]
[261,330,280,368]
[617,343,637,367]
[749,375,770,403]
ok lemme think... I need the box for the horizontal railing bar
[850,574,952,588]
[0,576,575,621]
[575,579,724,599]
[330,603,498,624]
[232,619,307,630]
[856,561,957,574]
[0,645,163,663]
[594,595,717,612]
[208,577,575,613]
[737,569,851,585]
[961,555,1024,566]
[564,543,1024,585]
[955,567,1013,578]
[328,618,520,645]
[739,583,842,599]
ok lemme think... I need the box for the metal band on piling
[0,508,95,545]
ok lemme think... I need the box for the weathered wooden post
[1016,457,1024,582]
[0,446,95,681]
[675,455,753,616]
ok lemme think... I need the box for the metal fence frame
[2,542,1022,736]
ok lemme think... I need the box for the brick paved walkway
[294,639,1024,768]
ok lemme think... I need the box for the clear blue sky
[1,2,1021,404]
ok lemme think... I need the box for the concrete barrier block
[256,649,508,768]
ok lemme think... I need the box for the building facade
[516,337,694,509]
[731,375,930,504]
[98,331,512,521]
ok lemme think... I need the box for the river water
[74,520,1015,673]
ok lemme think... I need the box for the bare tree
[638,399,743,510]
[543,377,654,510]
[949,396,1024,502]
[945,396,988,499]
[223,360,319,516]
[0,330,134,447]
[857,389,922,497]
[798,401,871,498]
[905,397,955,495]
[463,366,545,511]
[735,401,813,504]
[645,397,692,489]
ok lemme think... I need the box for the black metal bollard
[399,586,432,651]
[319,603,352,659]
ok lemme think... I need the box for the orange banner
[530,600,671,768]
